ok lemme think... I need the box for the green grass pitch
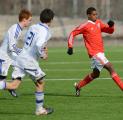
[0,45,123,120]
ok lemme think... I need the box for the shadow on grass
[45,92,75,97]
[45,92,123,99]
[20,92,123,98]
[0,111,33,115]
[1,92,123,99]
[0,98,16,100]
[19,93,34,96]
[20,92,75,97]
[78,95,123,99]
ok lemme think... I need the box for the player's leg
[6,66,24,90]
[8,66,19,97]
[0,80,19,97]
[77,68,100,89]
[74,52,107,96]
[34,78,53,115]
[5,78,22,89]
[104,62,123,90]
[0,58,18,97]
[26,65,53,115]
[6,67,25,96]
[0,67,23,92]
[0,59,9,89]
[0,76,7,89]
[0,78,22,91]
[75,68,100,96]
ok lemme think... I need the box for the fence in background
[0,0,123,20]
[0,0,123,41]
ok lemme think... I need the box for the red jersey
[68,19,114,58]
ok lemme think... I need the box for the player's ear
[87,14,91,19]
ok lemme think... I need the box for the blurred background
[0,0,123,46]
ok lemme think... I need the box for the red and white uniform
[68,19,114,58]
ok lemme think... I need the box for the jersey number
[25,31,35,47]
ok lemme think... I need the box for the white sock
[0,80,6,89]
[35,91,44,110]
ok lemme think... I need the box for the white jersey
[19,22,51,60]
[12,23,51,79]
[0,23,22,60]
[0,23,22,76]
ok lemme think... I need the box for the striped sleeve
[8,24,22,55]
[68,23,86,48]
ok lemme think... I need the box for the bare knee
[92,73,100,79]
[104,62,115,75]
[91,68,100,79]
[35,78,45,91]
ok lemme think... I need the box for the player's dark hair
[19,9,32,22]
[86,7,96,15]
[40,8,54,23]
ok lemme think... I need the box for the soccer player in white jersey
[0,9,54,115]
[0,9,32,97]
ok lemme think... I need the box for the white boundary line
[43,69,123,72]
[49,49,123,53]
[44,69,89,71]
[44,78,113,81]
[7,77,122,81]
[42,61,123,64]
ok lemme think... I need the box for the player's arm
[100,20,114,34]
[8,28,22,58]
[67,25,83,55]
[36,30,48,60]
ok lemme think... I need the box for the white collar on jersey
[39,22,49,30]
[88,20,95,24]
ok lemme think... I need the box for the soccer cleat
[35,107,54,115]
[8,89,18,97]
[74,82,81,97]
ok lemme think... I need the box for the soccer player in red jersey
[67,7,123,96]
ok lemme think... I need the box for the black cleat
[35,107,54,115]
[45,108,54,115]
[74,82,81,97]
[8,89,18,97]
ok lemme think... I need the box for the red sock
[78,74,94,89]
[111,72,123,90]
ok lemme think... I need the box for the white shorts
[12,56,46,81]
[0,53,12,76]
[91,52,109,71]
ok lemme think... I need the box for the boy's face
[88,11,97,22]
[23,16,32,27]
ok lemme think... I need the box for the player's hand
[40,47,48,60]
[67,47,73,55]
[44,47,48,55]
[41,55,48,60]
[107,20,114,27]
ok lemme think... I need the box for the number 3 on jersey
[25,31,35,47]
